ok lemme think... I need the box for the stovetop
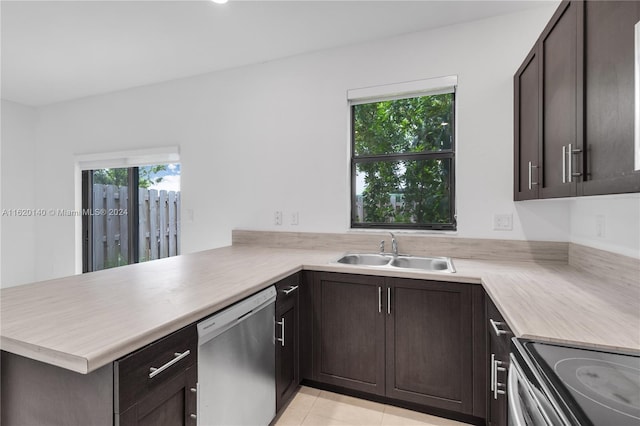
[523,341,640,426]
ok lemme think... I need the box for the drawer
[276,273,301,301]
[115,324,197,413]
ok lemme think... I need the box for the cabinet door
[299,271,314,382]
[486,299,512,426]
[385,278,473,414]
[118,365,197,426]
[539,0,582,198]
[582,1,640,195]
[312,272,386,395]
[514,46,541,200]
[275,275,300,412]
[487,339,509,426]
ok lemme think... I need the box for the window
[81,164,181,272]
[350,86,456,230]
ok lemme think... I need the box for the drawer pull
[148,350,191,379]
[489,319,509,337]
[190,414,197,419]
[283,285,299,295]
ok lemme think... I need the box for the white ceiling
[1,0,553,107]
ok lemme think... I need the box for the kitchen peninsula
[1,231,639,425]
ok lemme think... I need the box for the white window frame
[346,76,458,231]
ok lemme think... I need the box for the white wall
[2,4,636,286]
[28,5,567,281]
[1,100,38,287]
[569,194,640,258]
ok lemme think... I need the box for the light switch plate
[493,213,513,231]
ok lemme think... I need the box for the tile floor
[274,386,471,426]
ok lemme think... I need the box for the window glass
[351,92,455,230]
[82,163,181,272]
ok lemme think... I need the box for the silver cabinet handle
[378,287,382,313]
[528,161,538,190]
[190,414,197,419]
[489,319,508,337]
[564,143,583,183]
[190,387,197,393]
[568,143,582,182]
[493,358,507,399]
[490,353,496,392]
[567,143,573,183]
[283,285,299,295]
[387,287,391,315]
[276,318,285,347]
[562,145,567,183]
[149,350,191,378]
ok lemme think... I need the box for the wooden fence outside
[92,184,181,269]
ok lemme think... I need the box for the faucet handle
[379,240,385,253]
[389,232,398,256]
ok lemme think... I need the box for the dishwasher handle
[198,286,277,345]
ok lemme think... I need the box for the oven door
[508,354,568,426]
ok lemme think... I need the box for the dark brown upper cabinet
[514,0,640,201]
[514,47,541,200]
[540,0,583,198]
[581,1,640,195]
[515,1,583,200]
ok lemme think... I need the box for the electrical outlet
[274,211,282,226]
[596,215,605,237]
[291,212,299,225]
[493,213,513,231]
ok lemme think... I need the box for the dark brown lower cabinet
[312,272,386,395]
[486,298,513,426]
[275,273,301,411]
[310,272,485,420]
[115,324,198,426]
[1,324,198,426]
[385,278,473,413]
[118,365,197,426]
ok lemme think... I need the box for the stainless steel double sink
[333,253,456,273]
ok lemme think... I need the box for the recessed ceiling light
[211,0,228,4]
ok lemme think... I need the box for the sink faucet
[389,232,398,256]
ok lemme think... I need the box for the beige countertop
[1,245,638,374]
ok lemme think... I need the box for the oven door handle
[508,361,527,426]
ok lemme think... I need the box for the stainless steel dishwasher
[197,286,277,426]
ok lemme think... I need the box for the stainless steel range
[509,338,640,426]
